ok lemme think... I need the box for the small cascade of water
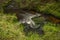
[19,12,41,28]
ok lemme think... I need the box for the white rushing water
[19,12,41,28]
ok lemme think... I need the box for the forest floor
[0,0,60,40]
[0,12,60,40]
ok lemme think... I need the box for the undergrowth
[0,13,60,40]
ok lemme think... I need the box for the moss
[0,0,60,40]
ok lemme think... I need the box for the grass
[0,12,60,40]
[37,2,60,17]
[0,0,60,40]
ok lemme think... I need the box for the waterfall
[19,12,41,28]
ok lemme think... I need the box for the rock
[3,0,20,13]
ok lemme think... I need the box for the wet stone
[3,0,20,13]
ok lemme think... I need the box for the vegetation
[0,0,60,40]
